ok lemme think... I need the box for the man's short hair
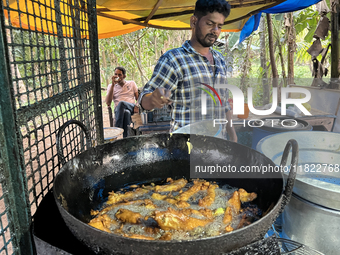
[115,66,126,76]
[194,0,231,19]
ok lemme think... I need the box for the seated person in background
[105,67,139,138]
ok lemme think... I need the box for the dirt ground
[102,101,111,128]
[102,99,143,131]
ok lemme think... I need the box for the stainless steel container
[173,120,225,139]
[256,131,340,255]
[282,194,340,255]
[103,127,123,142]
[257,131,340,209]
[141,112,148,125]
[251,117,312,149]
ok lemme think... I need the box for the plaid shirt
[139,40,231,131]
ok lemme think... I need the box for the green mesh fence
[0,0,102,253]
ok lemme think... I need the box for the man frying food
[139,0,237,142]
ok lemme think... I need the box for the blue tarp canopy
[239,0,323,43]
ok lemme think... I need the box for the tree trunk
[101,49,108,86]
[260,17,269,105]
[266,13,280,102]
[162,32,171,56]
[240,37,252,95]
[137,31,145,85]
[154,33,158,61]
[224,33,233,77]
[131,68,135,81]
[275,16,286,87]
[278,44,286,85]
[287,12,296,85]
[123,35,148,84]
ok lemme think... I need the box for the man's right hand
[141,87,172,110]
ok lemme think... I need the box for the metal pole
[55,0,69,92]
[0,4,34,254]
[88,0,104,145]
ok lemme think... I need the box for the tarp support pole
[0,3,34,254]
[144,0,163,24]
[88,0,104,145]
[331,0,339,78]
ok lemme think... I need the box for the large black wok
[53,131,297,255]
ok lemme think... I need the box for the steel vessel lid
[173,120,225,139]
[251,117,312,133]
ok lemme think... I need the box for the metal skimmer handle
[279,139,298,212]
[56,119,91,165]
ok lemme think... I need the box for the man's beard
[196,29,217,47]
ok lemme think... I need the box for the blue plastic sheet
[239,0,323,43]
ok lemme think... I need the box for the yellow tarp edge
[3,0,282,38]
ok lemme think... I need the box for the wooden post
[267,13,280,102]
[287,13,296,85]
[331,0,339,79]
[260,17,269,105]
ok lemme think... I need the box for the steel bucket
[141,112,148,125]
[256,131,340,254]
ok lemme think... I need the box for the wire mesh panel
[0,0,102,253]
[0,130,16,255]
[18,88,97,213]
[0,24,33,254]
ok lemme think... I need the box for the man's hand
[133,105,139,113]
[141,87,172,110]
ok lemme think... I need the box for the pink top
[107,80,138,108]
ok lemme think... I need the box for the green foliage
[12,29,60,104]
[98,4,330,107]
[98,29,189,88]
[294,7,323,43]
